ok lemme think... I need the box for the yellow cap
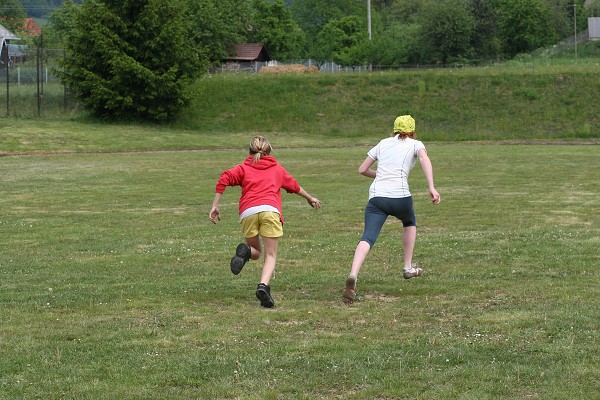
[393,115,415,133]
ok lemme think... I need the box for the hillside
[177,64,600,142]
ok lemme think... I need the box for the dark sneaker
[342,276,356,304]
[403,266,423,279]
[256,283,275,308]
[230,243,251,275]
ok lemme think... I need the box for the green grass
[1,142,599,399]
[178,65,600,141]
[0,82,79,119]
[3,64,600,142]
[1,64,599,398]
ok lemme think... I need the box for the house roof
[1,24,21,61]
[227,43,270,61]
[24,18,42,36]
[0,23,21,41]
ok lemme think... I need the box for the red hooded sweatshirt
[215,155,300,222]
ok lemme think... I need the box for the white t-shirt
[367,135,425,199]
[239,205,279,221]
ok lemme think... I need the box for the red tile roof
[228,43,270,61]
[24,18,42,36]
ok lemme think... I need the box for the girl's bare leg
[349,240,371,279]
[343,240,371,303]
[245,235,262,261]
[259,236,279,285]
[403,226,416,269]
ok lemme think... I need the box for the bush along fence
[0,47,78,118]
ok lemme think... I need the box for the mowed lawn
[1,143,598,399]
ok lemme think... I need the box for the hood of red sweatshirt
[243,155,278,170]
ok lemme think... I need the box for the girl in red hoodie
[209,136,321,308]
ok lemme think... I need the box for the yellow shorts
[241,212,283,238]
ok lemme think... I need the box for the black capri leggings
[360,196,416,248]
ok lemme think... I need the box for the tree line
[2,0,599,121]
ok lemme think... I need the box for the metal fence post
[63,49,67,111]
[4,43,9,117]
[37,47,41,117]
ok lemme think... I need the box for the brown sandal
[342,276,356,304]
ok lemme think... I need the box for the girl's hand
[430,189,441,205]
[209,206,221,224]
[308,198,321,209]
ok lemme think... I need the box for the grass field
[3,64,600,141]
[1,140,599,399]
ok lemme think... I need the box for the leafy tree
[498,0,558,57]
[0,0,26,34]
[290,0,365,60]
[388,0,425,24]
[45,0,80,48]
[247,0,306,61]
[419,0,475,65]
[290,0,363,38]
[585,0,600,17]
[316,15,367,68]
[371,0,396,8]
[468,0,500,60]
[363,21,420,67]
[545,0,579,39]
[56,0,205,121]
[187,0,253,65]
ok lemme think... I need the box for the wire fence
[1,37,591,118]
[2,48,444,118]
[0,47,80,118]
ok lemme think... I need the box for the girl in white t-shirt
[343,115,441,304]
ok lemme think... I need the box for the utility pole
[574,3,578,61]
[367,0,372,40]
[368,0,372,71]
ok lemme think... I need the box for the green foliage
[248,0,307,61]
[44,0,79,48]
[289,0,363,38]
[419,0,475,65]
[316,15,367,67]
[304,0,588,64]
[584,0,600,17]
[388,0,424,24]
[468,0,500,60]
[498,0,559,57]
[290,0,365,60]
[55,0,205,122]
[187,0,253,65]
[0,0,26,33]
[5,0,597,67]
[363,22,420,66]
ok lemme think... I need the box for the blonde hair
[249,136,272,162]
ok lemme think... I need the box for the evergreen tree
[56,0,205,121]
